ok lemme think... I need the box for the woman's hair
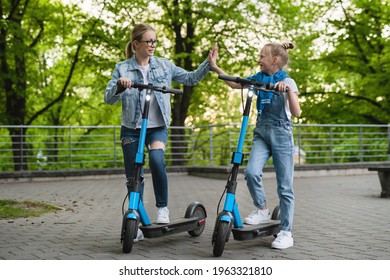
[263,42,295,69]
[125,24,155,59]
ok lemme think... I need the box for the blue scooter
[120,82,207,254]
[212,74,281,257]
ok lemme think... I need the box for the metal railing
[1,124,389,172]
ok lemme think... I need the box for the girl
[208,42,301,249]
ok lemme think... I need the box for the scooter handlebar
[132,82,183,95]
[218,74,287,92]
[218,74,268,88]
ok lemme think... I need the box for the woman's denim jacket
[104,55,212,129]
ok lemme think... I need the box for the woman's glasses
[139,40,158,47]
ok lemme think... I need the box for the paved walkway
[0,171,389,260]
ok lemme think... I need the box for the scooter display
[120,82,207,254]
[212,74,282,257]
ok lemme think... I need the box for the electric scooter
[211,74,282,257]
[120,82,207,254]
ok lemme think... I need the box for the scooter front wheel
[122,218,137,253]
[213,221,230,257]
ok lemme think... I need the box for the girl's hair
[263,42,295,69]
[125,24,155,59]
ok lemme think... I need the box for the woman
[104,23,217,241]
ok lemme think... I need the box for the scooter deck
[232,220,280,241]
[140,217,200,238]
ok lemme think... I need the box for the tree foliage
[293,0,390,124]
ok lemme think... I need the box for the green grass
[0,199,61,219]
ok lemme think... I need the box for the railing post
[20,125,24,171]
[297,124,301,164]
[359,126,363,162]
[191,127,195,167]
[229,125,232,166]
[114,126,117,168]
[330,126,333,163]
[69,126,72,170]
[209,125,213,166]
[387,125,390,161]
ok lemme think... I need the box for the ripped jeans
[120,125,168,208]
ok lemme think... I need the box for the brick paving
[0,171,389,260]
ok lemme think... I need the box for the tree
[0,0,118,170]
[1,0,49,170]
[292,0,390,125]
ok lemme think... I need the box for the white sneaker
[271,230,293,249]
[134,228,144,243]
[244,209,270,225]
[156,207,170,224]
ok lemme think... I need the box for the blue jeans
[120,125,168,208]
[244,120,295,231]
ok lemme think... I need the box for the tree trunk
[2,2,29,171]
[8,127,28,171]
[170,8,195,166]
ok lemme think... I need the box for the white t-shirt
[137,64,165,128]
[281,77,299,120]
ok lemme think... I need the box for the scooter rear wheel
[213,221,230,257]
[187,205,206,237]
[271,205,280,220]
[123,219,137,253]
